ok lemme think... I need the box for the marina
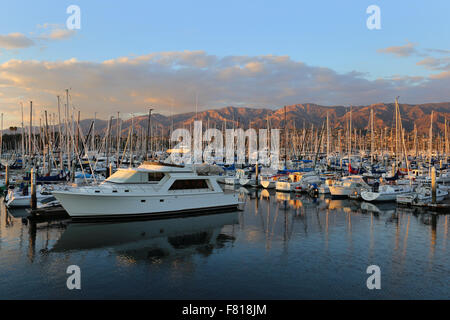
[1,1,449,303]
[1,97,450,218]
[0,98,449,301]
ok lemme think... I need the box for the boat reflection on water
[260,189,270,200]
[275,191,308,210]
[360,201,396,214]
[51,212,239,260]
[275,191,291,202]
[6,207,30,219]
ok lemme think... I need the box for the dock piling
[5,164,8,189]
[30,168,37,211]
[71,160,76,182]
[255,161,259,187]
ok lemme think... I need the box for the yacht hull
[329,186,352,197]
[52,191,240,220]
[275,181,297,192]
[260,180,276,189]
[6,193,53,208]
[224,177,239,185]
[239,178,257,187]
[361,190,410,202]
[318,185,330,194]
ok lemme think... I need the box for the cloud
[0,24,76,52]
[416,57,450,71]
[425,48,450,55]
[377,41,418,57]
[0,33,35,49]
[41,29,76,40]
[0,51,449,125]
[37,24,76,40]
[429,71,450,80]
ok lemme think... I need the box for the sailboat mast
[348,107,352,165]
[0,113,3,160]
[429,111,433,176]
[146,108,153,160]
[116,112,120,168]
[29,101,33,158]
[284,106,287,168]
[394,97,400,173]
[445,117,448,162]
[57,96,63,170]
[66,89,71,172]
[326,111,329,160]
[21,102,25,160]
[370,107,374,165]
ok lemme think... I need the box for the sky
[0,0,449,125]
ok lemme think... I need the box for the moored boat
[361,184,412,202]
[52,161,241,220]
[329,175,371,198]
[396,185,448,205]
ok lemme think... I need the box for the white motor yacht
[52,161,241,220]
[275,171,320,192]
[396,185,448,205]
[5,185,54,208]
[239,173,257,187]
[293,172,321,193]
[329,175,370,198]
[361,184,412,202]
[318,178,333,194]
[275,174,299,192]
[224,169,246,186]
[260,175,278,189]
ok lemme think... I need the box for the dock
[27,206,70,222]
[397,202,450,213]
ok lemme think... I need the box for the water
[0,189,448,299]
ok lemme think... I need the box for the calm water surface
[0,188,448,299]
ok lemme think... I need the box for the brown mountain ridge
[78,102,450,136]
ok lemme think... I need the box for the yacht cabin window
[169,179,209,190]
[148,172,164,182]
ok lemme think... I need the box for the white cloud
[377,41,418,57]
[0,33,35,49]
[416,57,450,71]
[42,29,76,40]
[0,51,448,124]
[0,24,76,52]
[36,23,76,41]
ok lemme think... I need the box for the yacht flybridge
[52,162,240,220]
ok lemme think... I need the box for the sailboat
[396,185,448,205]
[361,98,413,202]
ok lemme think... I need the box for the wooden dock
[397,202,450,213]
[27,206,70,222]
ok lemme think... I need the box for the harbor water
[0,189,448,299]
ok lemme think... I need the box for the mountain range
[76,102,450,136]
[4,102,449,136]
